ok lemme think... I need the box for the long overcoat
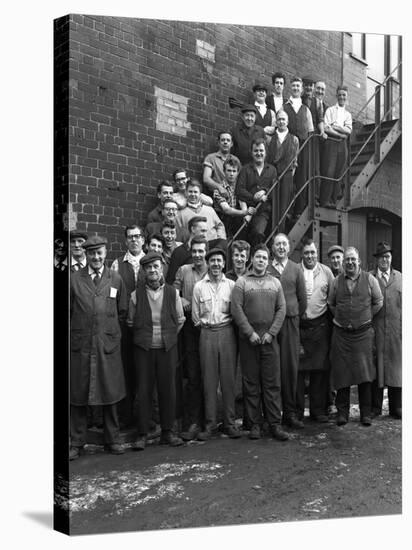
[70,266,127,406]
[370,268,402,387]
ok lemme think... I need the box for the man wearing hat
[328,247,383,426]
[370,242,402,419]
[192,247,240,440]
[69,235,128,460]
[252,82,276,138]
[231,104,266,165]
[327,244,344,277]
[127,251,186,450]
[69,230,88,272]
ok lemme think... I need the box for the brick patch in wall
[196,39,216,63]
[154,86,191,137]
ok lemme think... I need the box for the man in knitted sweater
[231,244,288,441]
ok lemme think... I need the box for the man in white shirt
[266,72,286,115]
[192,248,239,441]
[297,239,334,423]
[320,85,353,208]
[252,82,276,140]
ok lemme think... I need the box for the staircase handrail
[353,61,402,122]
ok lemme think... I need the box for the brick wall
[56,15,369,260]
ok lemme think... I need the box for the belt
[201,322,232,331]
[335,321,372,334]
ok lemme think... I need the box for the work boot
[131,435,147,451]
[284,415,304,429]
[160,430,183,447]
[69,446,83,461]
[248,424,261,440]
[336,414,348,426]
[180,423,201,441]
[223,426,241,439]
[104,443,125,455]
[270,425,289,441]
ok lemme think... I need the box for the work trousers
[182,318,204,427]
[371,380,402,415]
[199,324,237,430]
[239,338,282,427]
[293,144,309,217]
[134,345,177,435]
[279,315,300,419]
[248,210,271,247]
[296,371,329,419]
[118,324,136,426]
[335,382,372,420]
[320,138,347,206]
[71,403,120,447]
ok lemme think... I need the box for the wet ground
[62,396,401,536]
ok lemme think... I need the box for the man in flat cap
[328,247,383,426]
[192,247,240,441]
[69,235,128,460]
[252,82,276,139]
[327,244,344,277]
[231,104,266,165]
[370,242,402,419]
[69,230,88,272]
[127,251,186,450]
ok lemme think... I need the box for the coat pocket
[103,331,120,354]
[106,296,116,317]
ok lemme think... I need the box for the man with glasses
[172,168,213,210]
[328,247,383,426]
[145,199,189,243]
[111,225,146,426]
[147,181,175,224]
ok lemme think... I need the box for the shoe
[104,443,125,455]
[311,414,329,423]
[361,416,372,426]
[285,416,304,429]
[197,425,218,441]
[336,414,348,426]
[223,426,241,439]
[248,424,261,440]
[160,431,183,446]
[271,425,289,441]
[131,436,147,451]
[370,409,382,418]
[69,446,82,461]
[180,423,201,441]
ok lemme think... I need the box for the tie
[276,262,284,274]
[382,272,388,286]
[93,270,100,286]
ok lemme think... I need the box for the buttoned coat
[70,266,127,406]
[370,268,402,387]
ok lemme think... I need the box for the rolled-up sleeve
[175,290,186,332]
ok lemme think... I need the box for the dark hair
[161,221,177,231]
[188,216,207,232]
[290,76,303,84]
[218,130,233,140]
[187,178,202,191]
[147,233,165,246]
[124,224,143,239]
[250,138,267,152]
[156,180,174,194]
[162,199,178,209]
[271,72,286,84]
[223,156,241,171]
[336,85,348,94]
[190,235,208,251]
[301,237,316,249]
[252,243,270,257]
[172,168,188,181]
[231,240,251,257]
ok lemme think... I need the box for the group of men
[60,73,400,461]
[64,220,402,459]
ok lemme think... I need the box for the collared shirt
[300,262,334,319]
[87,264,104,281]
[213,179,237,212]
[289,96,302,113]
[71,256,87,271]
[275,128,289,144]
[377,267,390,284]
[272,95,284,114]
[54,256,68,270]
[192,273,235,327]
[236,162,277,207]
[111,250,145,282]
[203,151,240,185]
[174,263,208,308]
[324,103,353,133]
[271,258,288,275]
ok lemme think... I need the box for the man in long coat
[70,235,127,460]
[328,247,383,426]
[370,242,402,419]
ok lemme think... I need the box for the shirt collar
[88,265,104,276]
[72,256,86,267]
[124,250,144,264]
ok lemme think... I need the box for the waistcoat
[334,271,372,329]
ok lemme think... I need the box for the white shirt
[71,256,87,270]
[272,258,288,274]
[192,273,235,327]
[289,97,302,113]
[87,265,104,280]
[276,128,289,144]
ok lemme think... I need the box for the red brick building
[54,15,402,268]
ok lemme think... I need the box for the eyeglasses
[127,234,143,240]
[164,207,178,212]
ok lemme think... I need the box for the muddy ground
[63,394,401,536]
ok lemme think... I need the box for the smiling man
[232,104,266,165]
[252,82,276,138]
[328,247,383,426]
[226,240,251,281]
[202,131,241,195]
[297,239,334,423]
[231,244,288,441]
[192,248,239,441]
[70,236,128,460]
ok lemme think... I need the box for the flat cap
[140,251,163,267]
[83,235,107,250]
[373,241,392,257]
[252,82,268,93]
[69,230,88,241]
[241,104,257,114]
[302,75,316,84]
[205,247,226,262]
[327,244,344,256]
